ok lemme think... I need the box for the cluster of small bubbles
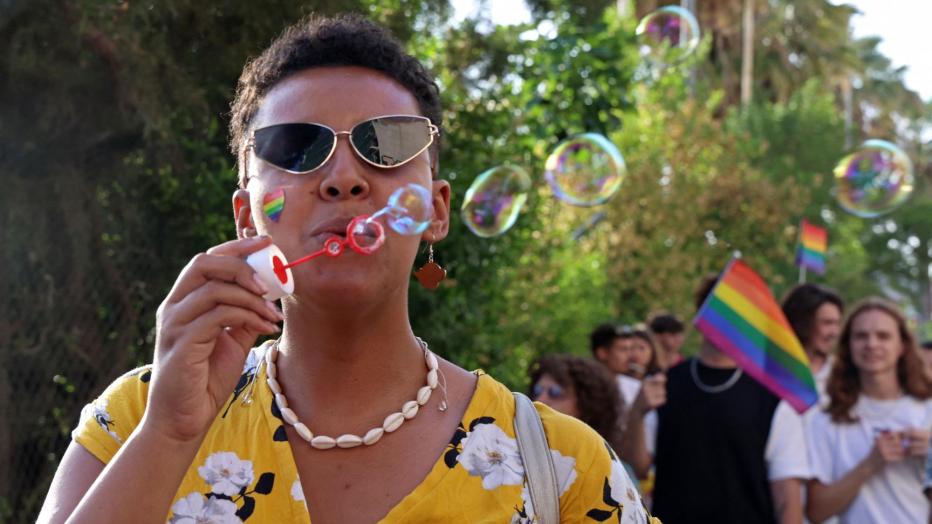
[382,183,433,235]
[635,6,700,67]
[833,140,914,218]
[461,165,532,238]
[544,133,625,207]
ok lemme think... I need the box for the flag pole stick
[799,265,807,285]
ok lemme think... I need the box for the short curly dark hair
[228,13,443,186]
[528,354,624,450]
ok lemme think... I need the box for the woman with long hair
[806,298,932,523]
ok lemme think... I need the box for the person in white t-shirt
[781,283,844,398]
[781,284,845,524]
[806,297,932,524]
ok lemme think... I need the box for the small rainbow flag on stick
[694,258,819,413]
[796,220,827,275]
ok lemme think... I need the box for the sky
[451,0,932,101]
[846,0,932,100]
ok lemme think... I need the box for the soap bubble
[380,183,433,235]
[636,6,700,66]
[544,133,625,207]
[461,165,531,238]
[347,217,385,254]
[834,140,914,218]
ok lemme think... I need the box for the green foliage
[3,0,931,520]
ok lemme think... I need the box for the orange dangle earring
[414,244,446,290]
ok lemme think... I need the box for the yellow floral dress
[74,341,658,523]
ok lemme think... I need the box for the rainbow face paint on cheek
[263,187,285,222]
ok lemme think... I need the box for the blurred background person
[781,284,845,396]
[529,353,640,489]
[806,298,932,524]
[529,354,624,451]
[623,274,809,524]
[590,323,640,410]
[919,340,932,377]
[649,314,686,371]
[620,324,662,380]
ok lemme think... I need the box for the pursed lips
[305,215,380,248]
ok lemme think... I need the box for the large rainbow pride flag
[796,220,827,274]
[694,259,819,413]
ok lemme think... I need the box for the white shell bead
[336,434,363,448]
[363,427,385,445]
[311,436,337,449]
[274,393,288,409]
[402,400,419,420]
[293,422,313,442]
[261,339,444,451]
[416,386,432,405]
[383,412,405,433]
[279,406,299,426]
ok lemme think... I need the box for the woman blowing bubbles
[38,14,653,524]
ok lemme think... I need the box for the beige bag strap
[513,392,559,524]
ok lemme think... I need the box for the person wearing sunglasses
[528,353,643,491]
[39,13,652,524]
[529,354,624,451]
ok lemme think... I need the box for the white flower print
[510,483,535,524]
[291,478,305,504]
[81,398,122,444]
[550,449,577,496]
[243,346,262,375]
[609,459,647,523]
[510,449,578,523]
[457,423,525,490]
[198,452,255,497]
[169,492,242,524]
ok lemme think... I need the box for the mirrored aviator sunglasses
[250,115,439,174]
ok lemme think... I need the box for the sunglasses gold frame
[246,114,439,176]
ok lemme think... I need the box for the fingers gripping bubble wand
[247,183,434,300]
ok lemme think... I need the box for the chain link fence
[2,177,165,523]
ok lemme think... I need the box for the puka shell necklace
[263,338,445,450]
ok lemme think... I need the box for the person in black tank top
[651,358,779,523]
[621,274,809,524]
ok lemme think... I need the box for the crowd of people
[529,278,932,524]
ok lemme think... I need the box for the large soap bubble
[368,183,434,235]
[544,133,625,207]
[834,139,914,218]
[461,165,531,237]
[636,6,700,66]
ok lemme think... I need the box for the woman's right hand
[143,236,284,444]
